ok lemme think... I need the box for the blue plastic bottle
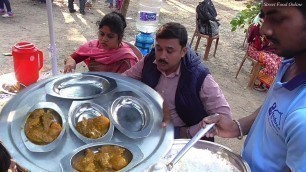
[135,32,155,56]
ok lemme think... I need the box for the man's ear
[181,46,187,58]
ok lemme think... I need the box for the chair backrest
[124,41,143,60]
[195,12,220,37]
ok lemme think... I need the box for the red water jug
[12,42,43,86]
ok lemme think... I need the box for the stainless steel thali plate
[0,72,174,172]
[110,95,154,139]
[45,73,117,100]
[60,142,144,172]
[20,102,66,152]
[68,101,114,143]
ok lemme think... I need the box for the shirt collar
[279,59,306,91]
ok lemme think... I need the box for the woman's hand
[201,114,240,138]
[64,57,76,73]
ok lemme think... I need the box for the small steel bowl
[110,95,154,139]
[68,101,114,143]
[20,102,66,152]
[60,142,144,172]
[45,73,117,100]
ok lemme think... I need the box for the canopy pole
[46,0,58,75]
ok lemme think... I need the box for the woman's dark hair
[156,22,188,48]
[96,12,127,40]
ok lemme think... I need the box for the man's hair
[96,12,127,40]
[156,22,188,47]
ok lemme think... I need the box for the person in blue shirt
[201,0,306,171]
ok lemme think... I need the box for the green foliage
[230,2,261,32]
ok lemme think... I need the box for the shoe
[80,10,85,15]
[2,12,13,18]
[69,9,76,13]
[85,1,92,7]
[0,9,5,15]
[253,83,268,92]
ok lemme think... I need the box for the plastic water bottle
[135,32,155,56]
[136,0,162,33]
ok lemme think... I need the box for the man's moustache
[266,36,279,44]
[158,59,168,64]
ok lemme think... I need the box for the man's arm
[200,74,232,118]
[183,74,232,137]
[122,57,145,80]
[202,106,261,138]
[238,106,260,136]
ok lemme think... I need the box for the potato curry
[25,109,62,145]
[76,116,110,139]
[73,145,131,172]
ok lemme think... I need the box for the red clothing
[247,24,272,52]
[246,24,282,87]
[71,40,138,73]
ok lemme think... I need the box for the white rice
[160,147,240,172]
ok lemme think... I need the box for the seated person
[64,12,139,74]
[247,16,282,90]
[123,22,232,141]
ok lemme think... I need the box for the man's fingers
[64,66,75,73]
[201,114,220,128]
[162,102,171,127]
[204,113,221,124]
[162,109,171,127]
[205,126,218,137]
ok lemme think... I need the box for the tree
[121,0,130,18]
[230,2,261,32]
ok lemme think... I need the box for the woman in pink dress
[64,12,140,74]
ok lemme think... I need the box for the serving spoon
[149,123,215,172]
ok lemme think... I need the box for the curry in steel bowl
[21,102,66,152]
[60,142,144,172]
[25,108,62,145]
[76,115,110,139]
[72,145,132,172]
[68,101,114,143]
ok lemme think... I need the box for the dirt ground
[0,0,266,155]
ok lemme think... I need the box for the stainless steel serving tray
[0,72,174,171]
[68,100,114,143]
[60,142,144,172]
[45,73,117,100]
[20,102,67,152]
